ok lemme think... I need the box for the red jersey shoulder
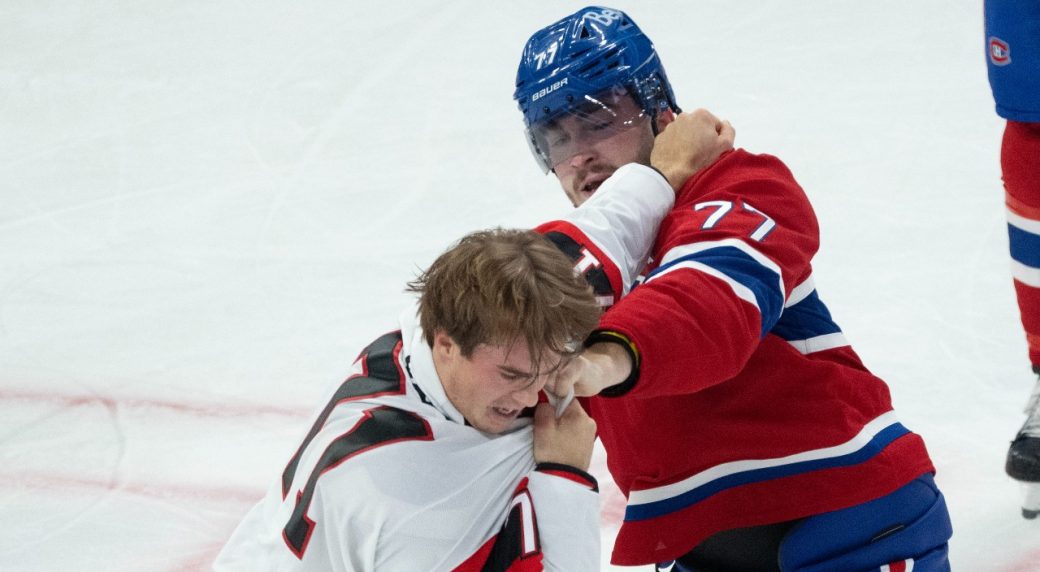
[658,150,816,251]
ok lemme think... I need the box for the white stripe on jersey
[627,411,901,507]
[786,332,850,355]
[646,259,760,311]
[1012,259,1040,287]
[785,275,816,308]
[1009,209,1040,234]
[657,238,785,301]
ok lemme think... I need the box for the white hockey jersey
[213,164,675,571]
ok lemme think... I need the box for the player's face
[436,334,564,434]
[544,93,655,207]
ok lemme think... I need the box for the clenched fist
[651,108,735,191]
[533,400,597,471]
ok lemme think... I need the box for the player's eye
[502,372,538,388]
[548,132,569,148]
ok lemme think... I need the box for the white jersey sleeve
[536,163,674,306]
[526,468,601,570]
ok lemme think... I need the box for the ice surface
[1,1,1037,570]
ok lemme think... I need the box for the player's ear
[432,330,459,359]
[655,108,676,132]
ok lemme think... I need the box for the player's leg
[658,520,800,572]
[985,0,1040,517]
[1002,120,1040,377]
[1000,119,1040,510]
[777,473,952,572]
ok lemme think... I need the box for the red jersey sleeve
[598,149,820,398]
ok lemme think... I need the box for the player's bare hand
[533,400,597,471]
[651,108,735,191]
[546,342,633,398]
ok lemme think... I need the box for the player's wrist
[584,330,640,396]
[535,462,599,491]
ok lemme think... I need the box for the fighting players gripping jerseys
[538,149,946,566]
[213,164,679,571]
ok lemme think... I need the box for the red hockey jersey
[539,149,936,565]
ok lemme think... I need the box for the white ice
[1,1,1037,570]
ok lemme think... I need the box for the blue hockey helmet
[513,6,680,172]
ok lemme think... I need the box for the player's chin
[479,406,522,433]
[567,189,595,207]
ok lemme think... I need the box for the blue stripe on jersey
[648,245,784,337]
[623,422,911,522]
[771,290,843,341]
[1008,224,1040,268]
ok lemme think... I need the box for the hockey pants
[664,473,952,572]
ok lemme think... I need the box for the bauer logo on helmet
[532,78,569,102]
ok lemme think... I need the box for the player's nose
[565,149,596,169]
[513,383,542,408]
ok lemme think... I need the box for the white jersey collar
[399,306,466,425]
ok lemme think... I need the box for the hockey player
[213,115,735,570]
[212,229,603,571]
[515,6,954,571]
[985,0,1040,520]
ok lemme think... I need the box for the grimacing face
[432,331,565,434]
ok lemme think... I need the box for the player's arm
[535,110,735,309]
[536,163,675,308]
[588,150,820,398]
[528,399,600,571]
[451,400,600,572]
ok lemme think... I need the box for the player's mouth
[491,406,521,420]
[580,177,607,196]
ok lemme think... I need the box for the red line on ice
[0,388,310,419]
[1,470,265,505]
[1003,548,1040,572]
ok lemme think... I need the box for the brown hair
[406,228,600,374]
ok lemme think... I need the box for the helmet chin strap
[638,75,681,137]
[649,103,681,136]
[650,110,662,136]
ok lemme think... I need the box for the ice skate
[1022,483,1040,520]
[1006,375,1040,518]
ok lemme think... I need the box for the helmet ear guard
[629,72,681,135]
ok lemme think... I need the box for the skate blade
[1023,483,1040,520]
